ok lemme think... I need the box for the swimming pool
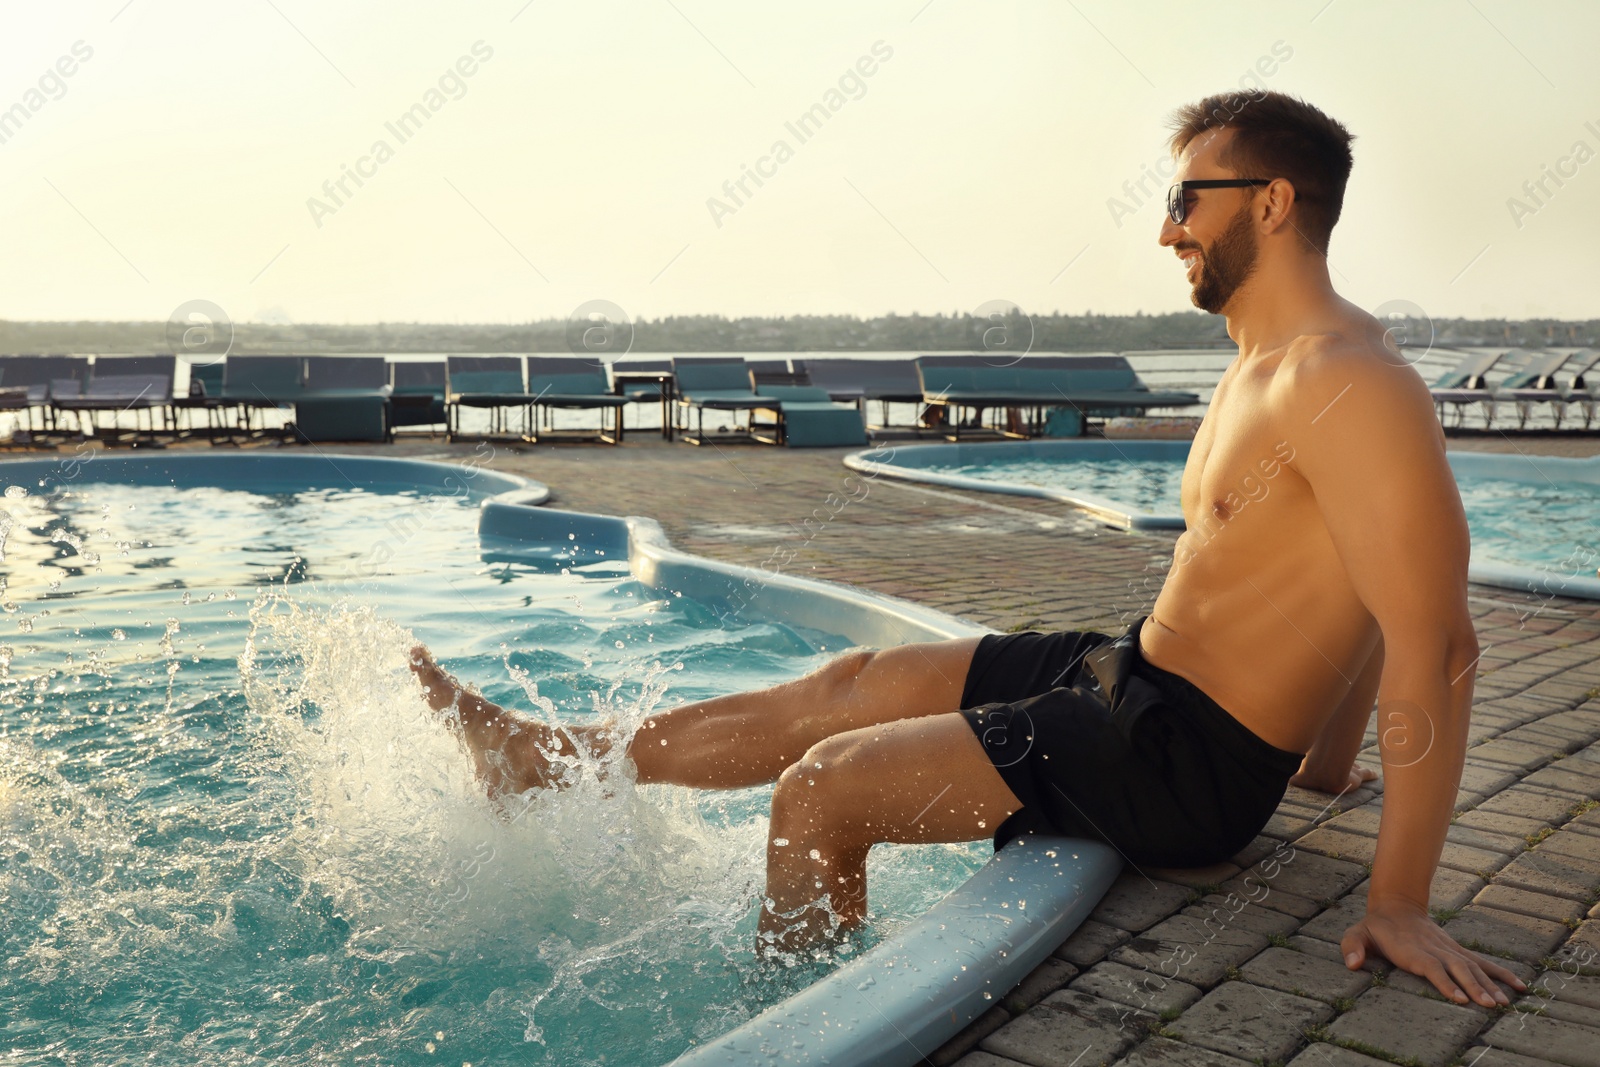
[846,441,1600,600]
[0,453,1118,1067]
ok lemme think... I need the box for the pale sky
[1,1,1596,328]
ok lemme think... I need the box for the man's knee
[771,733,868,840]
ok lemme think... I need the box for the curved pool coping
[846,440,1600,601]
[2,451,1123,1067]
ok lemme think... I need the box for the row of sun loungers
[1429,348,1600,430]
[7,349,1593,447]
[0,353,1200,447]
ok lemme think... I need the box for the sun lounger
[389,360,448,434]
[52,355,176,442]
[1563,349,1600,430]
[294,357,391,443]
[672,357,777,445]
[748,358,806,390]
[1490,350,1574,430]
[445,356,534,442]
[749,385,868,447]
[1429,349,1512,428]
[0,355,90,436]
[172,360,234,440]
[221,356,307,439]
[916,354,1200,441]
[801,358,925,431]
[524,356,626,444]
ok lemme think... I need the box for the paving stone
[930,1006,1012,1067]
[949,1053,1028,1067]
[1230,835,1282,870]
[1168,980,1331,1063]
[1480,787,1587,825]
[1458,761,1524,800]
[1459,809,1556,842]
[1476,884,1588,925]
[1263,810,1321,839]
[1088,873,1193,933]
[1299,826,1508,878]
[980,989,1137,1067]
[1222,849,1368,911]
[1110,914,1270,990]
[1146,861,1244,890]
[1003,957,1079,1014]
[1497,851,1600,899]
[1185,895,1301,939]
[1433,868,1492,912]
[1329,803,1526,856]
[1525,765,1600,799]
[1069,960,1203,1017]
[1533,968,1600,1010]
[1286,1043,1395,1067]
[1471,738,1564,771]
[1238,945,1371,1003]
[1298,894,1370,943]
[1538,832,1600,865]
[1297,827,1378,865]
[1116,1035,1257,1066]
[1483,1011,1600,1067]
[1515,994,1600,1031]
[1219,883,1323,919]
[1552,921,1600,975]
[1464,1047,1587,1067]
[1327,986,1485,1067]
[1054,919,1132,968]
[1444,905,1572,963]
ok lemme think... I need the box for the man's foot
[409,644,581,798]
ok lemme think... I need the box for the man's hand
[1290,762,1378,795]
[1341,898,1526,1007]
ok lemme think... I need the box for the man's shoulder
[1273,329,1428,422]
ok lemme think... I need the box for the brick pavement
[36,428,1600,1067]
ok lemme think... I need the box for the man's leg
[408,636,985,795]
[759,712,1023,952]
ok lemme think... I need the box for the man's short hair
[1167,91,1355,256]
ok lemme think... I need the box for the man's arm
[1281,338,1523,1008]
[1292,635,1381,794]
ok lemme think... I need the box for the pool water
[942,457,1185,516]
[0,479,986,1066]
[934,455,1599,576]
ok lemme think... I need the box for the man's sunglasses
[1166,178,1273,225]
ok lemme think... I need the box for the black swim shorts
[959,615,1305,867]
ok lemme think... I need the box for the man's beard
[1190,201,1260,314]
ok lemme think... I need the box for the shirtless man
[410,90,1525,1009]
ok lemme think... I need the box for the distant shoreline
[0,312,1591,356]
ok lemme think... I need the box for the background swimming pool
[0,478,986,1066]
[941,456,1186,517]
[929,454,1599,577]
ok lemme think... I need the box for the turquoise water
[0,479,986,1066]
[936,456,1599,574]
[943,457,1185,515]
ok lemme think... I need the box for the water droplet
[112,629,126,640]
[3,486,25,499]
[773,837,790,847]
[809,849,821,860]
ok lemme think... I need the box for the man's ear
[1259,179,1299,237]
